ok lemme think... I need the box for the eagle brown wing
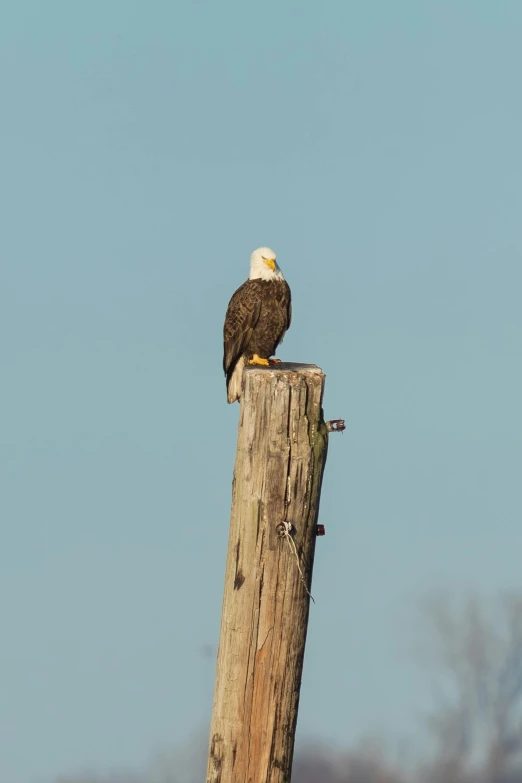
[284,285,292,334]
[223,279,263,379]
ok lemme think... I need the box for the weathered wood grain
[207,363,329,783]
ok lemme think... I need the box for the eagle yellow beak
[262,257,276,271]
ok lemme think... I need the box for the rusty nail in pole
[326,419,345,433]
[316,524,325,536]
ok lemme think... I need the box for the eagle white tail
[227,356,245,403]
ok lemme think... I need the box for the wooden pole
[207,362,329,783]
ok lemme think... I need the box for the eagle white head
[249,247,285,281]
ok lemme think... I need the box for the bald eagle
[223,247,292,403]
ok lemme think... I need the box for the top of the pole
[244,362,324,377]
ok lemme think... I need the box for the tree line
[58,593,522,783]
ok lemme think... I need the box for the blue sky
[1,1,522,781]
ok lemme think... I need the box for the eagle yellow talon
[269,358,281,364]
[248,354,270,366]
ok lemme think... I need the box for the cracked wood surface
[207,363,329,783]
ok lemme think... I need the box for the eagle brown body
[223,277,292,403]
